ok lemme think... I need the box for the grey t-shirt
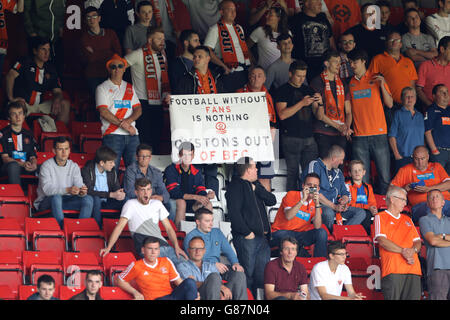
[265,58,295,92]
[401,32,436,69]
[123,23,149,51]
[181,0,221,40]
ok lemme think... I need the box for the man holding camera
[270,172,328,257]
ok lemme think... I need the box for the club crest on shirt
[161,267,168,274]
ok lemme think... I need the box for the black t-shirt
[180,166,190,196]
[0,126,38,164]
[274,82,316,138]
[346,24,385,62]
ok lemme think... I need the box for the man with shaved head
[391,145,450,223]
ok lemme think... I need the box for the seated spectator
[204,0,252,92]
[81,145,126,229]
[311,50,353,159]
[69,270,103,300]
[391,145,450,223]
[368,30,418,107]
[337,31,356,82]
[97,54,142,172]
[303,145,366,232]
[81,6,122,97]
[118,236,198,300]
[264,237,309,300]
[177,236,248,300]
[0,102,38,187]
[247,6,290,70]
[374,185,422,300]
[99,0,134,46]
[123,143,170,206]
[168,29,200,89]
[345,160,378,235]
[123,1,153,55]
[274,60,320,191]
[418,189,450,300]
[396,0,427,35]
[388,86,425,173]
[271,172,328,257]
[34,137,93,228]
[401,8,438,70]
[264,33,295,93]
[425,0,450,46]
[425,84,450,173]
[27,275,59,300]
[5,36,71,125]
[164,142,215,228]
[237,66,277,192]
[416,36,450,109]
[100,177,188,264]
[249,0,294,28]
[309,241,365,300]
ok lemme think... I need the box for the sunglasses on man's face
[110,64,124,70]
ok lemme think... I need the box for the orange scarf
[238,84,276,126]
[217,19,250,69]
[150,0,179,32]
[143,44,170,103]
[194,69,217,94]
[320,71,345,124]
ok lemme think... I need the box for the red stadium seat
[0,284,18,300]
[344,257,371,276]
[295,257,327,275]
[103,218,135,254]
[80,133,103,154]
[333,225,368,240]
[22,251,63,281]
[70,121,101,146]
[69,152,95,168]
[64,218,104,252]
[30,264,64,288]
[0,263,24,291]
[0,187,31,229]
[375,194,387,210]
[25,217,65,252]
[32,119,70,152]
[0,219,27,252]
[19,285,37,300]
[159,220,186,248]
[35,151,55,165]
[100,286,133,300]
[63,252,102,287]
[59,285,85,300]
[102,252,136,286]
[0,250,22,264]
[342,237,374,260]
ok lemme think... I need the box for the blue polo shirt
[425,103,450,149]
[419,213,450,275]
[388,106,425,157]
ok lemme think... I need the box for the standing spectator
[81,145,126,229]
[374,186,422,300]
[81,6,122,97]
[264,237,309,300]
[368,30,418,107]
[274,60,320,191]
[99,0,134,46]
[425,84,450,173]
[425,0,450,46]
[391,145,450,223]
[168,29,200,89]
[225,156,276,298]
[337,31,356,82]
[309,241,365,300]
[118,236,198,300]
[204,0,252,92]
[34,137,94,228]
[96,54,142,171]
[100,177,188,263]
[177,236,248,300]
[0,102,38,187]
[376,0,396,37]
[419,189,450,300]
[401,8,438,70]
[396,0,427,36]
[69,270,104,300]
[264,33,295,93]
[27,275,59,300]
[123,0,154,55]
[125,26,169,154]
[311,50,353,159]
[249,0,295,28]
[270,173,328,257]
[164,142,215,228]
[5,36,71,125]
[416,36,450,108]
[247,6,290,70]
[303,145,366,232]
[123,143,170,206]
[388,87,425,173]
[348,48,393,194]
[290,0,334,81]
[180,0,221,41]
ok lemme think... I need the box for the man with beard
[169,29,200,89]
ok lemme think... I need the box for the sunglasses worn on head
[110,64,124,70]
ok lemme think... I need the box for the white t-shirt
[249,27,281,70]
[121,198,169,243]
[309,260,352,300]
[95,79,140,136]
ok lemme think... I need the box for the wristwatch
[443,233,446,241]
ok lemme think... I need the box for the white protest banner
[169,92,275,164]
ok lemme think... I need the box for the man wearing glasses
[373,185,422,300]
[309,241,365,300]
[96,53,142,172]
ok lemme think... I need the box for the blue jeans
[411,200,450,224]
[92,196,125,229]
[321,205,366,232]
[102,134,140,173]
[155,278,198,300]
[232,234,270,297]
[271,228,328,257]
[38,194,94,228]
[352,134,391,194]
